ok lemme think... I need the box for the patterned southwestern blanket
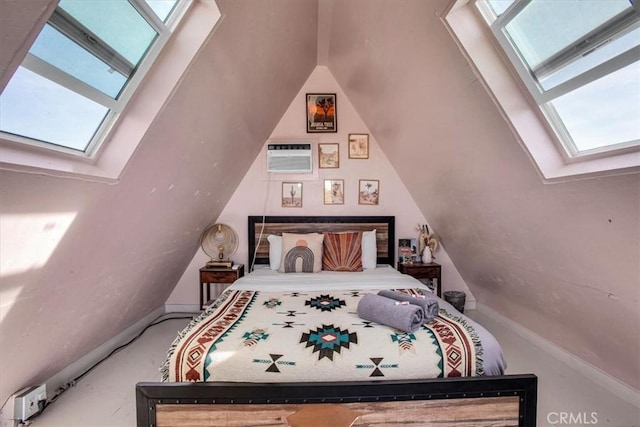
[162,288,483,383]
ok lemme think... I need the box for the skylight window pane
[540,26,640,90]
[549,61,639,152]
[1,0,186,163]
[0,67,108,151]
[59,0,157,66]
[145,0,178,22]
[504,0,630,70]
[29,24,127,99]
[487,0,515,17]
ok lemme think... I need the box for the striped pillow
[322,231,363,271]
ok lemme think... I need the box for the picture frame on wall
[318,143,339,168]
[306,93,337,133]
[348,133,369,159]
[282,182,303,207]
[358,179,379,205]
[323,179,344,205]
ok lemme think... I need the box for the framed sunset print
[306,93,337,133]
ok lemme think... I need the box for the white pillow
[267,234,282,270]
[361,229,377,270]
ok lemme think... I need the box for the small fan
[200,223,238,268]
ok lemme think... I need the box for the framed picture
[323,179,344,205]
[348,133,369,159]
[282,182,303,207]
[358,179,379,205]
[306,93,337,133]
[318,143,339,168]
[398,238,418,263]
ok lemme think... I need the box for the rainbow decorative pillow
[279,233,324,273]
[322,231,363,271]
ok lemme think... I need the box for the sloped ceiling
[1,0,638,407]
[0,0,317,404]
[325,0,640,390]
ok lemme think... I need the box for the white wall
[167,66,472,308]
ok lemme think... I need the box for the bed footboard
[136,374,537,426]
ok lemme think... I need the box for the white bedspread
[230,266,506,376]
[163,266,506,383]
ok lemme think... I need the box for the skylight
[476,0,639,158]
[0,0,181,156]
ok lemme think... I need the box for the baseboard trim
[44,306,166,401]
[165,303,200,313]
[476,302,640,408]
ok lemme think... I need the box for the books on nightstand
[206,260,233,268]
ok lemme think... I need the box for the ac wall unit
[266,143,313,173]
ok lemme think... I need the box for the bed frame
[136,216,537,426]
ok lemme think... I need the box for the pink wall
[2,0,638,408]
[326,0,640,390]
[168,66,471,307]
[0,0,318,405]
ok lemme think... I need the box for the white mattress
[231,264,424,291]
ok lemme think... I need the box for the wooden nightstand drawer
[397,262,441,297]
[199,265,244,310]
[201,271,238,283]
[403,265,439,278]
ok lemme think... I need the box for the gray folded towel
[378,289,439,323]
[357,293,424,333]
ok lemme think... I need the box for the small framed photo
[398,238,418,263]
[282,182,303,207]
[306,93,337,133]
[348,133,369,159]
[358,179,379,205]
[323,179,344,205]
[318,143,339,168]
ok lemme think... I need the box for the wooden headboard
[248,216,395,270]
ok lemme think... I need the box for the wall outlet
[14,384,46,422]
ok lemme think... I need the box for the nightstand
[199,265,244,310]
[397,262,441,297]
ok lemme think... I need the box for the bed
[136,216,537,426]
